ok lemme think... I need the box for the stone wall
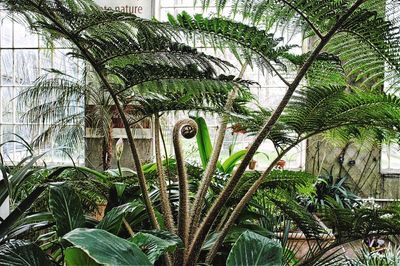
[85,128,153,170]
[305,135,400,199]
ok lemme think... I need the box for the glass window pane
[1,125,14,160]
[14,50,38,85]
[2,86,14,123]
[0,14,12,48]
[0,12,84,165]
[1,50,13,85]
[13,21,38,48]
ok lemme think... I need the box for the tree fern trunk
[154,114,176,233]
[185,1,366,264]
[189,64,247,240]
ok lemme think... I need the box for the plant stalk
[189,63,247,240]
[172,119,198,265]
[205,148,292,263]
[154,114,176,233]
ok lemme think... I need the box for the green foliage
[17,69,86,152]
[168,11,294,71]
[49,183,86,236]
[193,116,255,174]
[0,185,47,240]
[95,207,125,235]
[226,230,282,266]
[7,0,257,154]
[64,247,99,266]
[63,228,152,266]
[3,1,400,265]
[350,244,400,266]
[194,116,215,169]
[130,231,182,263]
[0,240,53,266]
[313,174,360,209]
[322,205,400,243]
[0,152,47,204]
[222,150,247,174]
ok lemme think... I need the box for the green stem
[117,159,122,177]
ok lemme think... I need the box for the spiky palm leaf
[17,69,86,152]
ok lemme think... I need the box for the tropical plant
[348,243,400,266]
[226,230,283,266]
[3,0,400,265]
[297,169,361,211]
[0,181,182,265]
[193,116,263,174]
[314,174,360,210]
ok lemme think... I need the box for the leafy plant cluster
[1,0,400,265]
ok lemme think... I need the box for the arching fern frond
[203,0,352,31]
[266,189,326,238]
[232,85,400,150]
[16,69,85,151]
[126,83,253,121]
[167,12,296,76]
[30,114,84,153]
[283,86,400,135]
[324,2,400,91]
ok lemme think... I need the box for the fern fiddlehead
[172,118,198,264]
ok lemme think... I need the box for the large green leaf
[64,247,99,266]
[193,116,224,171]
[222,150,247,174]
[130,230,182,263]
[226,231,282,266]
[194,116,214,169]
[63,228,151,266]
[49,183,85,236]
[0,240,52,266]
[75,166,109,181]
[96,207,125,235]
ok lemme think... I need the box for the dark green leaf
[96,207,124,235]
[0,240,52,266]
[49,183,85,236]
[226,230,282,266]
[63,228,151,266]
[64,247,99,266]
[130,231,181,263]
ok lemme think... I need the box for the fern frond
[267,189,326,238]
[167,12,296,75]
[280,86,400,139]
